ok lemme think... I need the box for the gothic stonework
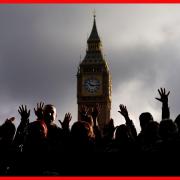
[77,15,112,132]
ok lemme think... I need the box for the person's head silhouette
[43,104,57,126]
[139,112,153,131]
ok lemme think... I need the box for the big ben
[77,14,112,132]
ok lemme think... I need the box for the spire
[87,12,101,43]
[82,12,105,64]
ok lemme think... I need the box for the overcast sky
[1,4,180,132]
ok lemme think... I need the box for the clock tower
[77,14,112,132]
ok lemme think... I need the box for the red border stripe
[2,177,180,180]
[0,0,179,3]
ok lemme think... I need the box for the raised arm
[59,112,72,131]
[91,103,101,127]
[118,104,131,123]
[13,105,30,149]
[34,102,44,120]
[90,104,102,147]
[155,88,170,120]
[79,105,89,121]
[118,104,137,139]
[18,105,30,127]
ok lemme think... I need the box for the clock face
[83,78,100,94]
[82,75,102,96]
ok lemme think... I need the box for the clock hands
[89,82,98,87]
[84,79,100,93]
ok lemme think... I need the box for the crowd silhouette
[0,88,180,175]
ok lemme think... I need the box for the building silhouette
[77,14,112,131]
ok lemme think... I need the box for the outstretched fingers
[118,104,129,118]
[156,87,170,103]
[65,112,72,122]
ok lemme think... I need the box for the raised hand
[156,88,170,120]
[155,88,170,104]
[118,104,137,138]
[18,105,30,126]
[34,102,44,120]
[91,103,101,119]
[118,104,129,118]
[90,104,101,127]
[79,105,89,120]
[118,104,132,124]
[18,105,30,119]
[59,112,72,130]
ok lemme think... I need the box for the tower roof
[81,14,108,67]
[87,14,101,43]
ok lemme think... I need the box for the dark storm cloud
[0,5,81,124]
[0,4,180,131]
